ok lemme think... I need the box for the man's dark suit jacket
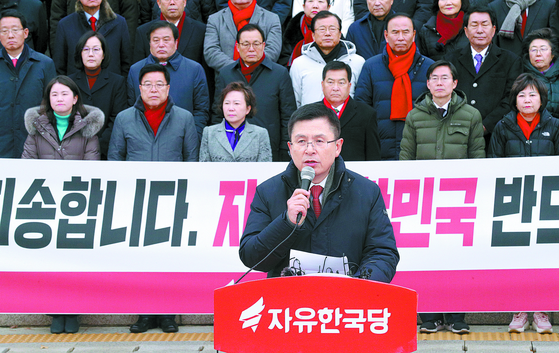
[310,97,381,161]
[445,44,522,133]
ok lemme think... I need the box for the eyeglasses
[141,82,168,90]
[238,41,263,49]
[290,138,338,149]
[315,26,340,34]
[82,46,102,54]
[428,75,452,83]
[530,46,550,54]
[0,27,23,36]
[325,79,348,87]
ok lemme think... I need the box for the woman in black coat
[418,0,470,61]
[69,31,127,159]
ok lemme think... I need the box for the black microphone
[296,166,315,224]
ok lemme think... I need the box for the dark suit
[445,44,522,133]
[133,14,206,64]
[69,69,128,159]
[489,0,559,57]
[310,97,381,161]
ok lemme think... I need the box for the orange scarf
[517,112,540,140]
[387,42,416,121]
[229,0,257,60]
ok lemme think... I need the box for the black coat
[488,109,559,157]
[417,15,470,61]
[68,69,128,159]
[309,97,381,161]
[445,44,522,133]
[489,0,559,57]
[278,11,304,66]
[133,14,206,64]
[53,10,132,76]
[214,57,296,161]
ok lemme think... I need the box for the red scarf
[161,12,186,47]
[85,66,101,90]
[323,96,349,119]
[240,53,265,82]
[229,0,256,60]
[289,15,314,66]
[517,112,540,140]
[143,99,168,136]
[436,11,464,45]
[387,42,416,121]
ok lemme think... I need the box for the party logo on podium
[239,297,265,332]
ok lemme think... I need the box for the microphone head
[301,166,315,182]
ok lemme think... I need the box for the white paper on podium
[289,250,350,275]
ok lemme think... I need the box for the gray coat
[108,96,199,161]
[203,4,282,72]
[199,120,272,162]
[22,105,104,160]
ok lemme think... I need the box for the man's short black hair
[311,11,342,33]
[139,64,171,85]
[385,12,415,32]
[463,5,497,29]
[148,20,179,41]
[0,9,27,29]
[288,104,341,140]
[322,61,352,81]
[236,23,266,43]
[426,60,458,81]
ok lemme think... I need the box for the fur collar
[284,12,305,47]
[24,105,105,138]
[75,0,116,24]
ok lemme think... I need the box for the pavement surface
[1,325,558,352]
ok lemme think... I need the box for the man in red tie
[0,10,56,158]
[239,104,399,283]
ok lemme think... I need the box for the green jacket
[524,58,559,118]
[399,90,486,160]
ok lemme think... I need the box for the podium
[214,275,418,353]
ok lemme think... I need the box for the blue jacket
[346,13,388,60]
[128,51,210,140]
[53,10,131,76]
[0,45,56,158]
[355,47,433,160]
[239,157,399,283]
[108,96,199,161]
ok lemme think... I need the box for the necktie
[474,54,483,74]
[11,58,17,67]
[438,108,446,117]
[310,185,323,219]
[521,9,527,37]
[90,17,96,31]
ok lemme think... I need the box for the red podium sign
[214,275,418,353]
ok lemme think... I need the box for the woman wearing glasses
[522,28,559,118]
[69,31,127,159]
[200,82,272,161]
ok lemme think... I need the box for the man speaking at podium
[239,104,399,282]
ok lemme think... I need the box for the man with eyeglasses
[309,61,381,161]
[0,10,55,158]
[239,103,399,283]
[204,0,282,73]
[213,24,296,161]
[346,0,393,60]
[128,21,209,140]
[290,11,365,108]
[400,60,485,161]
